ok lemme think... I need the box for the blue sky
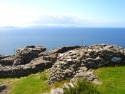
[0,0,125,27]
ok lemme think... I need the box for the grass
[1,65,125,94]
[9,71,50,94]
[0,78,13,84]
[0,69,69,94]
[63,79,99,94]
[95,65,125,94]
[51,80,70,90]
[0,70,51,94]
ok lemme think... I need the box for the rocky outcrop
[48,44,125,85]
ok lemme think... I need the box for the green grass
[0,69,69,94]
[51,80,70,90]
[9,72,50,94]
[1,66,125,94]
[95,66,125,94]
[63,79,99,94]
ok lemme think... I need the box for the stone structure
[0,57,52,77]
[0,46,80,78]
[48,44,125,85]
[0,44,125,83]
[13,46,46,65]
[1,44,125,94]
[0,55,14,66]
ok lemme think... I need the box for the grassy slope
[0,70,69,94]
[0,66,125,94]
[9,71,50,94]
[95,66,125,94]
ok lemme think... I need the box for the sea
[0,27,125,55]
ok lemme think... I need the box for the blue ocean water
[0,27,125,55]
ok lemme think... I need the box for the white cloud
[0,2,41,27]
[0,2,123,27]
[30,14,99,27]
[0,2,101,27]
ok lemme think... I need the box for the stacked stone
[0,55,14,66]
[0,44,125,79]
[48,44,125,85]
[48,48,83,85]
[0,46,51,77]
[0,56,52,77]
[39,46,81,58]
[0,46,80,78]
[13,46,46,65]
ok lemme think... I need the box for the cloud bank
[0,2,124,27]
[31,14,98,27]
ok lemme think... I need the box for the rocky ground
[0,44,125,93]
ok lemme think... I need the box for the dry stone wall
[0,55,14,66]
[0,46,49,77]
[13,46,46,65]
[0,44,125,79]
[48,44,125,85]
[0,57,52,77]
[0,46,80,78]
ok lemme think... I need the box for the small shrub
[63,79,99,94]
[40,69,50,80]
[40,73,48,80]
[51,80,70,90]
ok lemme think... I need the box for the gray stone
[13,46,46,65]
[48,44,125,85]
[71,55,77,59]
[63,83,74,89]
[0,84,6,91]
[1,44,125,85]
[111,57,122,62]
[74,72,86,78]
[88,75,97,81]
[79,66,88,71]
[93,79,102,85]
[50,88,64,94]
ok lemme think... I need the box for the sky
[0,0,125,27]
